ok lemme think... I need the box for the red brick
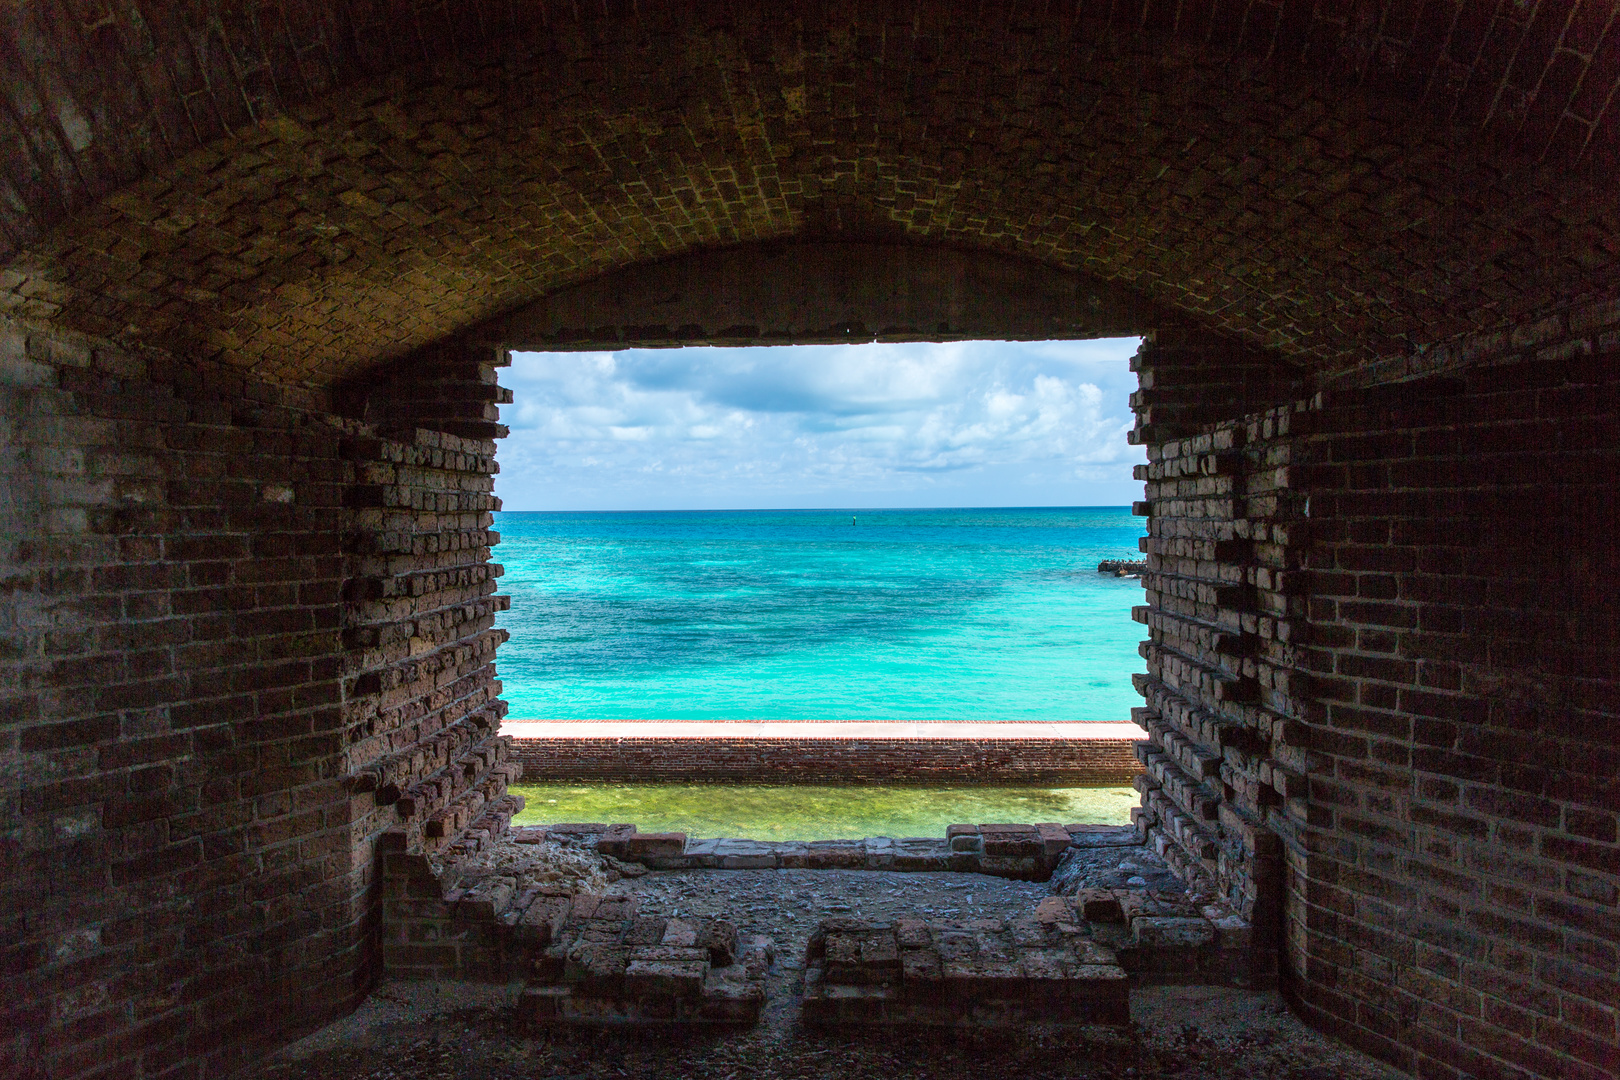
[20,715,120,752]
[3,16,1617,1073]
[1563,808,1618,845]
[1538,836,1620,877]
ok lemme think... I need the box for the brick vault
[0,5,1616,1080]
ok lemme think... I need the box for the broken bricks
[803,915,1130,1027]
[1041,891,1271,988]
[521,899,771,1027]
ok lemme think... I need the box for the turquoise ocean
[491,507,1147,724]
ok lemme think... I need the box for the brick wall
[344,341,513,443]
[336,340,523,862]
[377,839,542,983]
[1129,308,1620,1080]
[1126,330,1312,982]
[0,317,368,1079]
[507,735,1140,786]
[340,418,522,862]
[1288,319,1620,1080]
[0,317,520,1080]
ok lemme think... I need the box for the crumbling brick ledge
[798,886,1268,1031]
[522,899,775,1028]
[572,820,1087,880]
[504,720,1144,784]
[548,822,1274,989]
[384,817,1271,984]
[802,912,1131,1028]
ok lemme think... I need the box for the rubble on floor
[520,893,774,1027]
[1044,890,1271,987]
[429,832,615,892]
[1047,827,1187,892]
[795,883,1268,1030]
[382,814,1272,1037]
[278,822,1388,1077]
[801,910,1129,1028]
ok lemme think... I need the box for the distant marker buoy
[852,516,857,525]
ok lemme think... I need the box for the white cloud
[494,339,1145,509]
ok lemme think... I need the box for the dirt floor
[258,864,1402,1080]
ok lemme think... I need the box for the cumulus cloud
[494,339,1145,509]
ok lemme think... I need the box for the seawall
[504,721,1144,785]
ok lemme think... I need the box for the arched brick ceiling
[1,2,1616,387]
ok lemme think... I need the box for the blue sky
[494,338,1145,510]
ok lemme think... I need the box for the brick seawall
[503,722,1144,785]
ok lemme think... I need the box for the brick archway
[4,3,1617,385]
[2,6,1617,1080]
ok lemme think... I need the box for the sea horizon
[491,505,1147,725]
[495,503,1138,513]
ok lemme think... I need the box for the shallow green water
[509,782,1136,841]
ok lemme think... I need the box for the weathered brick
[2,317,523,1079]
[2,8,1616,1073]
[508,736,1139,785]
